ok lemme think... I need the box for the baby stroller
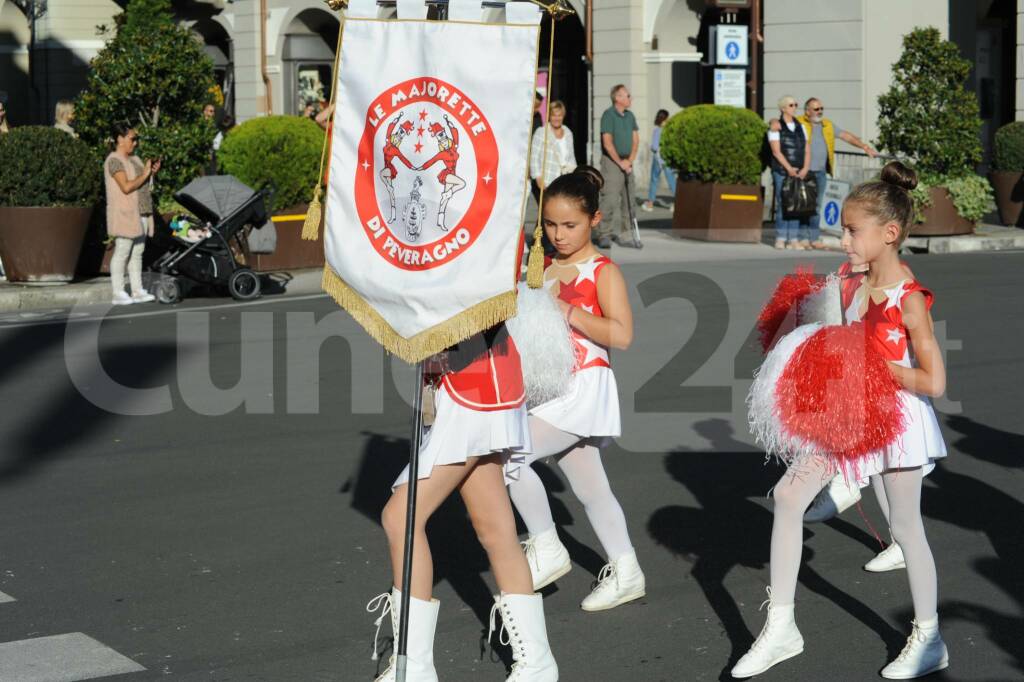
[150,176,273,304]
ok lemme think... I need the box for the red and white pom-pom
[748,323,907,475]
[757,268,823,353]
[798,272,842,327]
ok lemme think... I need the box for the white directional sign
[715,25,749,66]
[819,177,851,235]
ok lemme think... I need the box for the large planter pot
[989,170,1024,226]
[251,203,325,272]
[913,187,974,236]
[672,181,763,242]
[0,206,93,283]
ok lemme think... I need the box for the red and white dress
[529,254,622,439]
[842,273,947,476]
[393,324,531,487]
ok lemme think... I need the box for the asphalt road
[0,250,1021,682]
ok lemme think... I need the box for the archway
[538,10,589,164]
[282,8,340,115]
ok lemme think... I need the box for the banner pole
[396,360,426,682]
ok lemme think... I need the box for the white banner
[323,16,540,362]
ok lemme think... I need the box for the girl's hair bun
[880,160,918,191]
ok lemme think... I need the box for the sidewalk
[2,203,1022,313]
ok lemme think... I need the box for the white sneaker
[368,589,440,682]
[865,542,906,573]
[731,591,804,678]
[489,593,558,681]
[881,618,948,679]
[803,474,862,523]
[580,550,646,612]
[112,291,134,306]
[131,290,156,303]
[522,528,572,591]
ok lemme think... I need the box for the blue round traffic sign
[725,41,740,61]
[824,201,840,226]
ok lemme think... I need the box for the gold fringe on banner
[322,266,519,363]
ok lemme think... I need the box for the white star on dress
[884,280,908,310]
[885,326,904,345]
[575,336,608,367]
[581,304,594,314]
[573,257,601,286]
[482,172,493,184]
[361,160,370,171]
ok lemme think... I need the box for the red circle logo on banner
[354,77,499,270]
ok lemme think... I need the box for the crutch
[622,166,644,249]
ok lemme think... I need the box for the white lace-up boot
[488,593,558,681]
[865,542,906,572]
[731,589,804,678]
[367,588,439,682]
[881,617,948,679]
[521,528,572,591]
[580,550,646,612]
[804,474,862,523]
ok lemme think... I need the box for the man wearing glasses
[797,97,877,248]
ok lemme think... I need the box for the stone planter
[0,206,93,283]
[913,187,974,236]
[250,203,325,272]
[672,181,763,242]
[990,170,1024,227]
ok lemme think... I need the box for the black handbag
[782,175,819,219]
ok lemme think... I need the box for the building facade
[1,1,1020,184]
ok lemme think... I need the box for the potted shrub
[218,115,326,271]
[991,121,1024,226]
[0,127,101,282]
[877,27,985,236]
[660,104,767,242]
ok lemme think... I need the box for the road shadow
[340,432,515,673]
[647,418,904,680]
[923,415,1024,676]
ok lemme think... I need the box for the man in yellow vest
[798,97,878,248]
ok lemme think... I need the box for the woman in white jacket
[530,100,577,192]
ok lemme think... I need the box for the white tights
[110,235,145,296]
[506,416,633,561]
[770,459,937,622]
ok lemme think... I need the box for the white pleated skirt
[529,366,621,439]
[392,384,531,489]
[847,390,947,479]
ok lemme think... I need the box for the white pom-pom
[747,322,823,462]
[507,282,577,407]
[798,272,842,326]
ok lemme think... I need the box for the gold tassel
[526,224,545,289]
[302,186,323,241]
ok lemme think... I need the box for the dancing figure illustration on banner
[417,114,466,231]
[381,113,416,224]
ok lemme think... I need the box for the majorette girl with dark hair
[505,166,647,612]
[418,114,466,231]
[367,324,559,681]
[734,161,949,680]
[381,112,415,223]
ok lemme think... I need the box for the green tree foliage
[876,27,982,176]
[218,116,326,211]
[659,105,768,186]
[74,0,216,200]
[993,121,1024,172]
[0,127,102,207]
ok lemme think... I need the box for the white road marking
[0,632,145,681]
[0,591,14,604]
[0,293,329,331]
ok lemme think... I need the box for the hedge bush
[993,121,1024,172]
[217,115,325,211]
[877,27,982,176]
[0,127,102,207]
[660,104,767,186]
